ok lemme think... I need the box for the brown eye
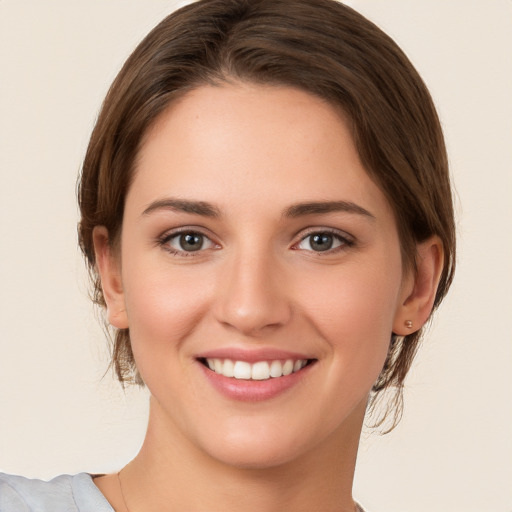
[309,233,334,252]
[164,231,216,254]
[296,231,351,253]
[179,233,204,251]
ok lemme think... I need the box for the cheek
[297,257,403,370]
[121,260,213,361]
[302,260,401,324]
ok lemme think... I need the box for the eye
[161,230,217,255]
[295,231,352,253]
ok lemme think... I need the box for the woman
[0,0,455,510]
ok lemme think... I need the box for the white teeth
[213,359,223,374]
[251,361,270,380]
[205,358,308,380]
[223,359,234,377]
[282,359,294,376]
[269,360,283,378]
[233,361,252,379]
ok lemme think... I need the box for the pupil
[180,233,203,251]
[311,234,333,251]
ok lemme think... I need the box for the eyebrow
[142,198,221,218]
[141,198,374,220]
[283,201,375,220]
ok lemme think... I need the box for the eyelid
[156,225,354,256]
[157,226,220,256]
[292,227,355,252]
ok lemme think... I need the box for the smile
[203,358,311,380]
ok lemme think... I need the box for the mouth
[198,357,316,381]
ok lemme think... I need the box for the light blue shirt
[0,472,113,512]
[0,472,368,511]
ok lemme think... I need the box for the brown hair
[78,0,455,427]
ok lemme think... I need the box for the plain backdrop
[0,1,511,511]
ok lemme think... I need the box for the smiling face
[96,83,416,468]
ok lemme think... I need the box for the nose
[213,249,292,336]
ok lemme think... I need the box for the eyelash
[292,228,355,255]
[157,228,218,257]
[157,227,355,257]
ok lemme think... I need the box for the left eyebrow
[282,201,376,220]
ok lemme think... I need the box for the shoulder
[0,472,113,512]
[0,472,74,512]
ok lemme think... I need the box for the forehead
[129,83,393,221]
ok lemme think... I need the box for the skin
[93,83,443,512]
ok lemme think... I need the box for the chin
[206,440,304,471]
[194,417,328,471]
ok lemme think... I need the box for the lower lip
[198,361,314,402]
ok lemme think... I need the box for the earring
[405,320,413,329]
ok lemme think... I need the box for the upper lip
[196,347,314,363]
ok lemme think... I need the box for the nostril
[212,265,292,335]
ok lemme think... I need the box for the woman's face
[105,83,413,468]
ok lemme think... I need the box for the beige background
[0,1,511,511]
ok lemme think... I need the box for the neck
[120,396,365,512]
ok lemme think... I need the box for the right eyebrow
[141,198,221,218]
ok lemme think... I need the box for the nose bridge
[215,241,291,335]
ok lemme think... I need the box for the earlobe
[92,226,129,329]
[393,236,444,335]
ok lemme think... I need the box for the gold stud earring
[405,320,413,329]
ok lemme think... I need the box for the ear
[92,226,129,329]
[393,236,444,335]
